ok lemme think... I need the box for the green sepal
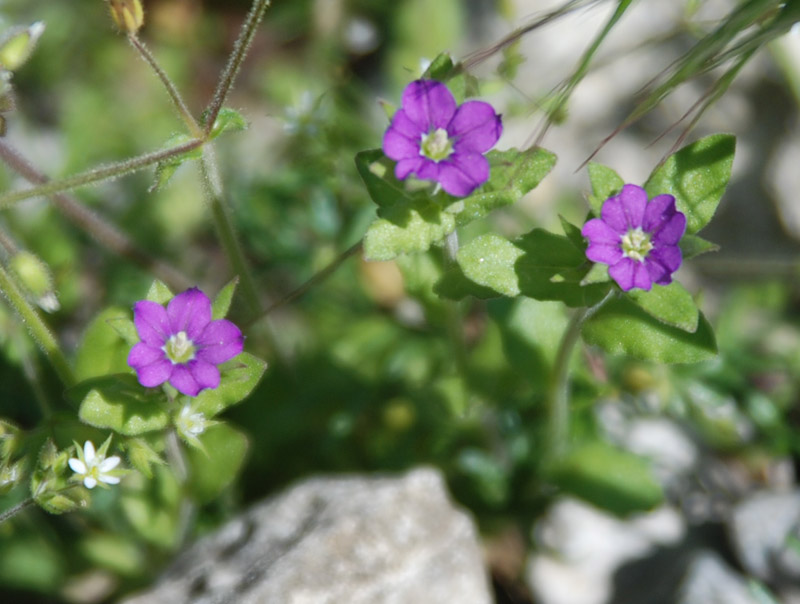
[680,234,719,259]
[121,437,164,479]
[208,108,248,140]
[0,22,45,72]
[150,134,204,192]
[644,133,735,234]
[587,162,624,215]
[146,280,174,305]
[581,296,717,363]
[71,374,170,436]
[211,277,238,320]
[192,352,267,417]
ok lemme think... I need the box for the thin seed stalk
[0,263,75,387]
[0,497,33,525]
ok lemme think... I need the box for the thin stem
[165,430,196,548]
[0,497,33,525]
[442,230,470,397]
[546,290,615,462]
[203,0,271,134]
[0,141,192,291]
[0,138,204,209]
[128,34,204,139]
[199,148,261,317]
[249,240,363,326]
[0,262,75,387]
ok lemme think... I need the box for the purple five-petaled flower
[582,184,686,292]
[128,287,244,397]
[382,79,502,197]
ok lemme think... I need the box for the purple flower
[382,79,502,197]
[582,184,686,292]
[128,287,244,396]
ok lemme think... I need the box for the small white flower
[68,440,121,489]
[177,403,207,437]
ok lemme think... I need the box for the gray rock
[122,468,491,604]
[677,551,759,604]
[729,490,800,583]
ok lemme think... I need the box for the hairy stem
[0,138,204,209]
[203,0,271,134]
[0,263,75,387]
[0,140,192,291]
[128,35,203,138]
[0,497,33,525]
[546,290,614,462]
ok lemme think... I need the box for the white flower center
[164,331,196,364]
[420,128,454,162]
[620,227,654,262]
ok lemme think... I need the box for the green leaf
[422,52,456,80]
[587,162,624,215]
[581,262,610,285]
[192,353,267,417]
[149,134,204,193]
[551,441,664,517]
[644,134,735,234]
[122,437,164,479]
[74,307,135,381]
[582,296,717,363]
[185,423,248,503]
[626,282,699,332]
[363,201,456,261]
[680,233,719,259]
[559,214,586,250]
[146,280,173,304]
[72,375,170,435]
[456,234,523,297]
[355,149,424,210]
[456,148,557,226]
[209,107,248,139]
[119,466,180,548]
[211,277,238,320]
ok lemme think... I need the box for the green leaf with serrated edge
[146,280,173,305]
[75,307,134,381]
[456,234,523,297]
[587,162,624,216]
[192,353,267,417]
[581,262,610,285]
[581,296,717,363]
[626,282,699,332]
[456,148,557,226]
[551,441,663,517]
[72,374,169,435]
[422,52,455,80]
[211,278,238,320]
[644,134,735,234]
[185,423,248,503]
[209,108,248,139]
[364,201,456,261]
[560,214,586,250]
[680,234,719,259]
[514,229,610,307]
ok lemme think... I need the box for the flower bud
[10,250,59,312]
[108,0,144,35]
[0,22,45,72]
[0,419,21,461]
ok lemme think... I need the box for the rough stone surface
[676,551,759,604]
[122,468,491,604]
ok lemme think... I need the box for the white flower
[68,440,121,489]
[177,403,207,437]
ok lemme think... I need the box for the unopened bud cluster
[108,0,144,35]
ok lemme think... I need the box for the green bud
[108,0,144,35]
[123,437,163,479]
[0,22,45,72]
[0,459,24,495]
[35,491,86,515]
[0,419,21,461]
[10,250,59,312]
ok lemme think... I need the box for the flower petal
[189,359,221,392]
[437,153,489,197]
[395,157,426,180]
[651,212,686,246]
[617,184,648,229]
[68,458,86,474]
[649,245,682,273]
[100,475,120,485]
[84,441,96,464]
[383,110,423,161]
[99,456,121,472]
[133,300,170,347]
[609,258,652,291]
[135,358,173,388]
[84,476,98,489]
[196,319,244,364]
[582,218,622,246]
[586,243,623,265]
[128,342,165,371]
[169,364,201,397]
[401,80,457,132]
[642,194,675,231]
[167,288,211,339]
[449,101,502,153]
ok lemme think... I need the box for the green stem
[0,497,33,525]
[0,138,204,209]
[546,290,614,462]
[128,34,204,139]
[0,140,192,291]
[0,262,75,387]
[199,148,261,317]
[203,0,271,135]
[442,230,470,395]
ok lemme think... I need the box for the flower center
[420,128,453,162]
[620,227,654,262]
[164,331,196,364]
